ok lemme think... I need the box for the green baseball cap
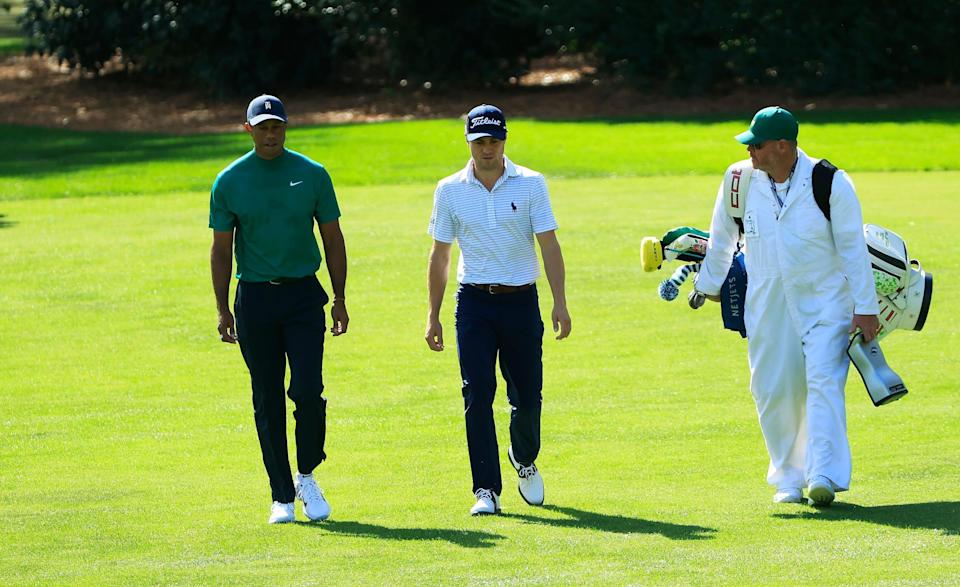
[735,106,798,145]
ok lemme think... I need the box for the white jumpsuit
[696,148,878,492]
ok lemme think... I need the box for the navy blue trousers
[235,276,328,503]
[455,284,544,495]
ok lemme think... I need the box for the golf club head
[847,332,908,406]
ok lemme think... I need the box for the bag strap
[722,159,753,234]
[723,157,838,229]
[812,158,837,221]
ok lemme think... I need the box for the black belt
[467,283,533,295]
[266,276,311,285]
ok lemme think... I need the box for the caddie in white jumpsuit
[694,106,880,506]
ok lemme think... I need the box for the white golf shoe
[508,446,544,506]
[295,473,331,521]
[269,501,295,524]
[773,487,803,504]
[470,488,501,516]
[807,476,836,506]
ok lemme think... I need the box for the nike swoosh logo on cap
[289,180,303,187]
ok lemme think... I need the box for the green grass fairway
[3,109,960,201]
[1,116,958,584]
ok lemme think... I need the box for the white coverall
[695,148,878,492]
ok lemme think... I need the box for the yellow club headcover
[640,237,664,272]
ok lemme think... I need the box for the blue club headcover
[658,279,680,301]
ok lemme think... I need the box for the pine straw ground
[3,53,960,133]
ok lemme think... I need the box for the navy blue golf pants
[455,283,544,496]
[235,276,328,504]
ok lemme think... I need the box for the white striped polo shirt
[428,156,558,286]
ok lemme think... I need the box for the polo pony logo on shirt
[469,116,502,129]
[511,202,517,211]
[289,180,303,187]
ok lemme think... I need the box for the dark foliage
[18,0,960,96]
[545,0,960,95]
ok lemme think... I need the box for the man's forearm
[325,243,348,301]
[319,223,348,301]
[427,253,449,317]
[541,244,567,307]
[211,249,233,312]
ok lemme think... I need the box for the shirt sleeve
[530,175,559,234]
[694,181,741,296]
[209,175,236,231]
[829,171,879,315]
[428,184,456,243]
[313,165,341,224]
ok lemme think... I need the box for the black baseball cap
[465,104,507,141]
[247,94,287,126]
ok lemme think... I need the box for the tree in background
[18,0,960,96]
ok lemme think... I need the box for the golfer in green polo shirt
[209,94,349,524]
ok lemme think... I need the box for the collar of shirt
[767,155,798,217]
[460,155,519,190]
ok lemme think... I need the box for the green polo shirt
[209,149,340,282]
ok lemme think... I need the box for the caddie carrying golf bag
[640,159,933,406]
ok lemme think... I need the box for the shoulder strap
[812,159,837,221]
[723,159,753,233]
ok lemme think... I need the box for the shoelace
[298,478,324,503]
[517,463,538,479]
[475,488,495,501]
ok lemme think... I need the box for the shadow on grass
[0,125,250,179]
[301,520,504,548]
[0,214,16,229]
[501,505,716,540]
[3,106,958,179]
[537,108,960,126]
[772,501,960,534]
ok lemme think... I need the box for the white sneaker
[470,488,501,516]
[508,446,544,506]
[773,487,803,504]
[269,501,295,524]
[295,473,331,521]
[807,475,836,506]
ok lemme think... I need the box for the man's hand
[218,309,237,343]
[552,305,571,340]
[330,299,349,336]
[851,313,880,342]
[425,316,444,351]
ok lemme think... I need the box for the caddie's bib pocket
[743,211,759,238]
[742,208,772,275]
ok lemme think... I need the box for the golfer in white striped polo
[425,104,572,516]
